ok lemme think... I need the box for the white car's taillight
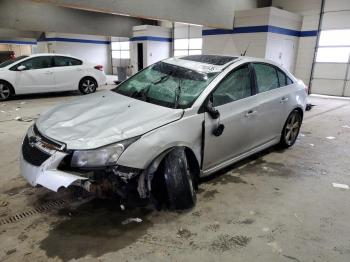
[94,65,103,71]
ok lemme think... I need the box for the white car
[0,53,107,100]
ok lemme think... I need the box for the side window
[212,65,252,107]
[18,56,52,70]
[54,56,82,67]
[286,76,293,85]
[276,69,287,87]
[253,63,279,92]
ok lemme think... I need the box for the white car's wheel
[0,82,12,101]
[79,77,97,95]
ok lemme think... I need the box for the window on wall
[174,23,203,57]
[111,41,130,59]
[316,29,350,63]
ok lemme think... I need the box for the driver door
[203,64,258,171]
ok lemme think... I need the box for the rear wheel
[162,148,197,210]
[0,82,12,101]
[79,77,97,94]
[279,110,302,148]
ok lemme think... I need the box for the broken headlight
[71,137,139,168]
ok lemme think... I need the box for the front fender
[117,113,203,170]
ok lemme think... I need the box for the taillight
[94,65,103,71]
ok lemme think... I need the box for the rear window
[253,63,279,93]
[53,56,82,67]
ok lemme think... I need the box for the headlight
[71,137,139,168]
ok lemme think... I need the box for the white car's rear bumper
[20,150,87,192]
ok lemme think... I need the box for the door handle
[280,97,289,103]
[44,71,53,74]
[245,110,257,117]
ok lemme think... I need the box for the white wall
[130,25,172,75]
[203,32,268,58]
[272,0,322,85]
[202,7,302,73]
[36,33,112,74]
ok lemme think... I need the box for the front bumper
[20,150,88,192]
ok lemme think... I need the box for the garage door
[311,0,350,97]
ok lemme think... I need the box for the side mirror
[205,99,220,119]
[17,65,26,71]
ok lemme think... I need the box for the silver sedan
[20,55,307,210]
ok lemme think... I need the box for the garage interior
[1,0,350,261]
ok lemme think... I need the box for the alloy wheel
[81,79,96,94]
[0,83,11,100]
[284,113,301,146]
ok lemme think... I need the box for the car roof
[28,53,80,59]
[162,55,281,74]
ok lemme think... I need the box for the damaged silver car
[20,55,307,209]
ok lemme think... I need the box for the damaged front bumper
[20,129,144,199]
[20,151,88,192]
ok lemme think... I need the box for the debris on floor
[305,103,315,111]
[14,116,38,122]
[332,183,349,190]
[341,125,350,129]
[177,228,194,239]
[121,217,143,225]
[309,143,314,147]
[326,136,335,140]
[0,201,9,207]
[262,227,270,232]
[211,234,252,252]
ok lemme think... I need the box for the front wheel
[279,110,302,148]
[0,82,12,101]
[162,148,197,210]
[79,77,97,94]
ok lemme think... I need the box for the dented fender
[117,110,203,170]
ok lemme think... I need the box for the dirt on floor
[0,91,350,262]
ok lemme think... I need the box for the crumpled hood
[36,91,183,150]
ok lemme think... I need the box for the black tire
[162,148,197,210]
[279,110,302,148]
[79,77,97,94]
[0,81,13,101]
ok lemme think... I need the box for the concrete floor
[0,89,350,262]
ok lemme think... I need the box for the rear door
[250,63,289,147]
[203,64,259,170]
[14,56,55,93]
[52,56,84,91]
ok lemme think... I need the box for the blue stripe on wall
[0,40,37,45]
[202,25,318,37]
[130,36,173,42]
[38,37,111,45]
[299,30,318,37]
